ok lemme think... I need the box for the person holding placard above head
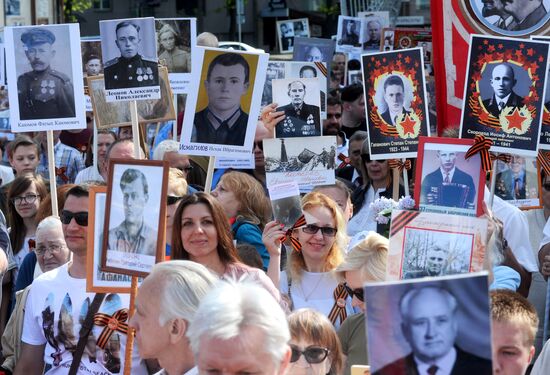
[17,28,75,120]
[104,20,159,89]
[191,53,250,146]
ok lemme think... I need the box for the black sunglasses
[301,224,337,237]
[167,195,184,206]
[543,183,550,191]
[60,210,89,227]
[290,345,329,364]
[343,282,364,302]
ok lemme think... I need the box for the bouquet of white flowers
[369,196,415,236]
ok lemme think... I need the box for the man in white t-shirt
[14,184,147,375]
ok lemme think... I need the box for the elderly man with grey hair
[188,280,291,375]
[129,260,217,375]
[404,244,448,279]
[153,140,193,179]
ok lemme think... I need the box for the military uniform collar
[119,54,142,63]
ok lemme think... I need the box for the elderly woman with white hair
[334,232,388,375]
[158,23,190,73]
[129,260,217,375]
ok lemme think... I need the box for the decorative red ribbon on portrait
[327,283,349,325]
[337,153,351,169]
[94,308,129,349]
[55,167,69,183]
[537,151,550,176]
[388,159,411,173]
[280,215,306,252]
[465,135,493,171]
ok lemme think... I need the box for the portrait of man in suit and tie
[378,74,411,127]
[495,154,537,201]
[482,62,523,118]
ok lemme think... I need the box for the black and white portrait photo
[5,24,86,132]
[287,62,328,117]
[102,160,168,277]
[273,77,321,138]
[156,18,192,74]
[81,39,103,87]
[337,16,363,49]
[366,273,493,375]
[277,18,310,54]
[471,0,550,34]
[293,37,336,64]
[375,74,413,127]
[262,62,285,107]
[271,195,303,230]
[494,154,541,208]
[99,17,160,101]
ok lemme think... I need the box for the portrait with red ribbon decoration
[460,35,549,156]
[361,48,430,160]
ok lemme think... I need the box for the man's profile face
[323,104,342,135]
[510,155,525,174]
[306,47,323,62]
[426,248,446,275]
[205,63,249,114]
[368,21,381,41]
[115,25,140,59]
[25,42,55,72]
[401,289,458,362]
[438,151,457,172]
[288,82,305,107]
[490,65,515,100]
[121,178,148,223]
[384,84,404,113]
[85,58,101,76]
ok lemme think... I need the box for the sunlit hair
[188,279,290,368]
[153,139,180,161]
[288,308,343,375]
[490,289,538,347]
[335,232,388,282]
[168,168,188,197]
[36,216,64,238]
[287,192,346,281]
[8,174,48,253]
[8,134,39,160]
[218,171,271,227]
[150,260,217,326]
[171,192,240,266]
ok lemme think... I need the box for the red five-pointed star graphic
[505,108,526,131]
[400,115,416,136]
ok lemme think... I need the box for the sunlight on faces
[13,183,41,219]
[205,64,249,116]
[164,152,191,175]
[297,206,336,264]
[492,321,534,375]
[62,195,89,254]
[9,145,39,175]
[36,227,70,272]
[366,160,389,185]
[315,187,352,223]
[179,203,219,262]
[344,269,365,311]
[288,337,331,375]
[211,181,240,218]
[97,133,115,163]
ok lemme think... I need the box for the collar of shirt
[496,93,511,107]
[206,108,242,130]
[293,103,304,112]
[439,167,456,182]
[414,347,457,375]
[389,109,403,124]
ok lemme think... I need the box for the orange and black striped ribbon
[337,153,351,169]
[55,167,69,183]
[327,283,349,325]
[538,151,550,175]
[465,135,493,172]
[388,159,411,173]
[280,215,306,252]
[490,152,512,164]
[315,62,328,77]
[93,309,129,349]
[390,210,420,237]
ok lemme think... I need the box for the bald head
[490,63,516,100]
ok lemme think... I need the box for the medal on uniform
[49,80,56,95]
[137,75,143,82]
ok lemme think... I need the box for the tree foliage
[63,0,93,23]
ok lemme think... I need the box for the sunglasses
[167,195,183,206]
[301,224,337,237]
[290,345,329,364]
[543,183,550,191]
[60,210,89,227]
[253,141,264,151]
[343,282,364,302]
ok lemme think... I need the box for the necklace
[298,273,326,302]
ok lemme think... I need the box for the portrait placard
[358,11,390,51]
[81,38,102,87]
[293,37,336,65]
[263,136,337,191]
[99,17,160,102]
[493,153,542,209]
[272,77,321,138]
[362,48,430,159]
[155,18,197,94]
[276,18,310,54]
[531,35,550,150]
[386,210,488,280]
[88,67,175,129]
[348,70,362,85]
[268,182,303,230]
[179,47,268,157]
[414,136,485,217]
[5,24,86,132]
[101,159,168,277]
[86,186,134,293]
[365,273,492,374]
[460,35,549,156]
[336,16,364,55]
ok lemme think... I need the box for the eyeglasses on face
[290,345,329,364]
[60,210,89,227]
[301,224,337,237]
[167,195,184,206]
[12,194,40,205]
[35,243,65,256]
[343,282,364,302]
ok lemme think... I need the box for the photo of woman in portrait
[157,22,191,74]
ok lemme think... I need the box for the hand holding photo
[268,182,303,230]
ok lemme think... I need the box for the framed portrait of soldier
[358,11,390,51]
[286,61,328,119]
[386,209,488,281]
[180,47,268,157]
[81,38,102,87]
[155,18,196,94]
[362,48,430,160]
[99,17,160,102]
[262,62,286,107]
[101,159,168,277]
[460,35,549,156]
[4,24,86,132]
[336,16,363,54]
[86,186,134,293]
[365,273,493,374]
[88,67,175,129]
[493,153,542,209]
[272,77,322,138]
[293,37,336,65]
[414,136,485,217]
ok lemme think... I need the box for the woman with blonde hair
[334,232,388,375]
[211,171,271,269]
[264,191,352,327]
[287,308,344,375]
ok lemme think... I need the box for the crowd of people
[0,26,544,375]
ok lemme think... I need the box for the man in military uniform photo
[104,20,159,90]
[276,80,321,138]
[17,28,75,120]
